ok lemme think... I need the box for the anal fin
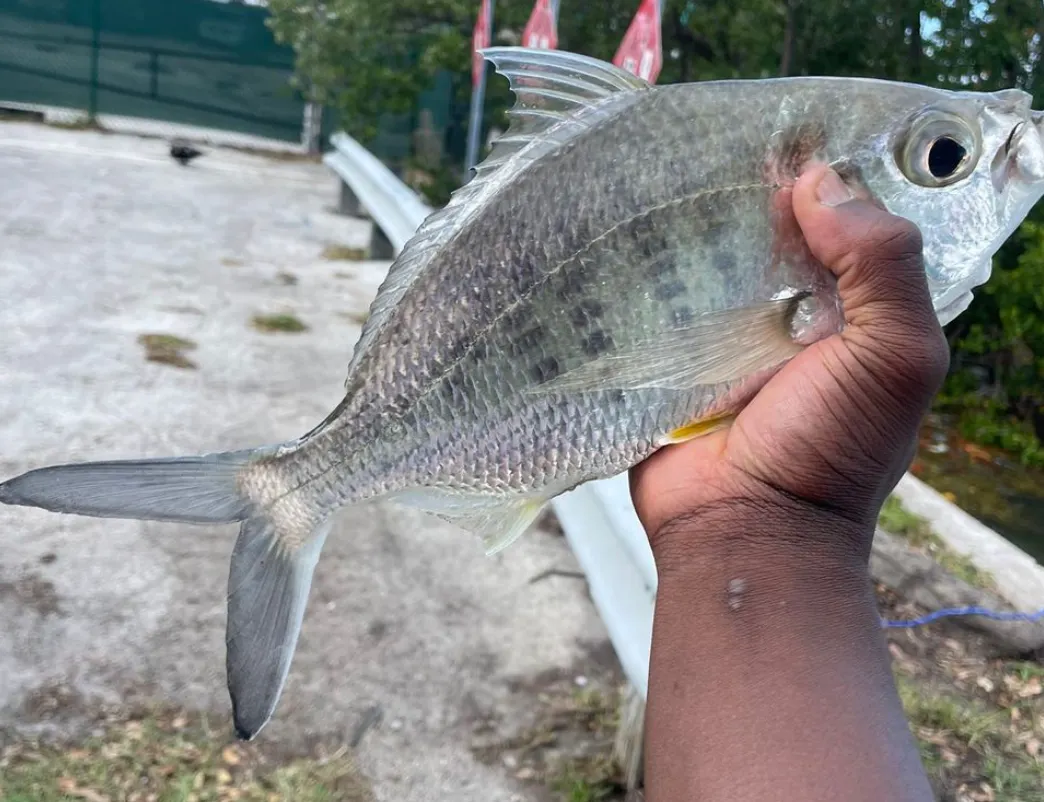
[393,489,547,556]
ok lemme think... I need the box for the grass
[0,708,373,802]
[894,667,1044,801]
[251,314,308,334]
[898,677,1005,749]
[137,334,198,370]
[321,245,368,262]
[878,495,996,590]
[471,679,627,802]
[549,754,618,802]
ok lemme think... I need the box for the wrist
[647,494,876,582]
[642,497,932,802]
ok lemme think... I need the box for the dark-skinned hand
[630,163,949,802]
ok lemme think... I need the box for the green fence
[0,0,308,142]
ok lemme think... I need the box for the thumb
[791,163,950,401]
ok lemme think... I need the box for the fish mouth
[1009,110,1044,183]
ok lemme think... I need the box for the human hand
[631,162,951,563]
[630,163,946,802]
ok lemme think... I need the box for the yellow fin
[658,413,736,446]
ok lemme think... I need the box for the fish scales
[4,46,1043,740]
[302,83,872,501]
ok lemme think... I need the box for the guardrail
[323,131,660,703]
[324,132,434,259]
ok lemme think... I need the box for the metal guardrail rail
[324,131,660,701]
[324,132,434,258]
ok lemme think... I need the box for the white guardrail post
[323,132,660,701]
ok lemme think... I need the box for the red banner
[472,0,494,88]
[613,0,662,83]
[522,0,558,50]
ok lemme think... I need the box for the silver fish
[3,47,1043,739]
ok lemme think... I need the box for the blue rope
[881,605,1044,629]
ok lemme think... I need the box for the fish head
[857,86,1044,326]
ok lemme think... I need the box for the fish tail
[0,444,331,741]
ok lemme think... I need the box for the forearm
[643,505,934,802]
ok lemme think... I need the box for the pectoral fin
[658,412,737,446]
[529,293,808,394]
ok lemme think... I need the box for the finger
[791,164,950,400]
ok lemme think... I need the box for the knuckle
[862,217,924,266]
[859,321,950,401]
[910,326,951,390]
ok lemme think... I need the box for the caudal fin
[0,447,330,741]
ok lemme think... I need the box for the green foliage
[877,496,995,589]
[939,215,1044,465]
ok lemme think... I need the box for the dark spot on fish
[713,251,737,276]
[444,337,471,367]
[368,619,388,640]
[385,395,411,417]
[562,256,594,295]
[654,279,687,301]
[646,252,678,279]
[582,330,614,356]
[569,299,604,327]
[512,248,542,285]
[503,304,531,334]
[471,338,488,361]
[630,216,669,258]
[629,214,655,239]
[517,325,545,351]
[532,356,562,383]
[672,306,695,326]
[609,389,625,404]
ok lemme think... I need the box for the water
[913,416,1044,565]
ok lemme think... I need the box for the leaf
[1017,677,1042,698]
[57,778,111,802]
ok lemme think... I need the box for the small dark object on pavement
[170,140,204,166]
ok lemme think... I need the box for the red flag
[522,0,558,50]
[472,0,494,88]
[613,0,662,83]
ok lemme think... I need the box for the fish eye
[897,110,981,188]
[927,136,967,178]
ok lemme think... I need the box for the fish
[3,46,1043,740]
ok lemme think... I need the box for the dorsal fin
[341,47,651,384]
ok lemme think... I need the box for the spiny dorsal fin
[472,46,651,180]
[342,48,651,384]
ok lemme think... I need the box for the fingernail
[816,169,854,207]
